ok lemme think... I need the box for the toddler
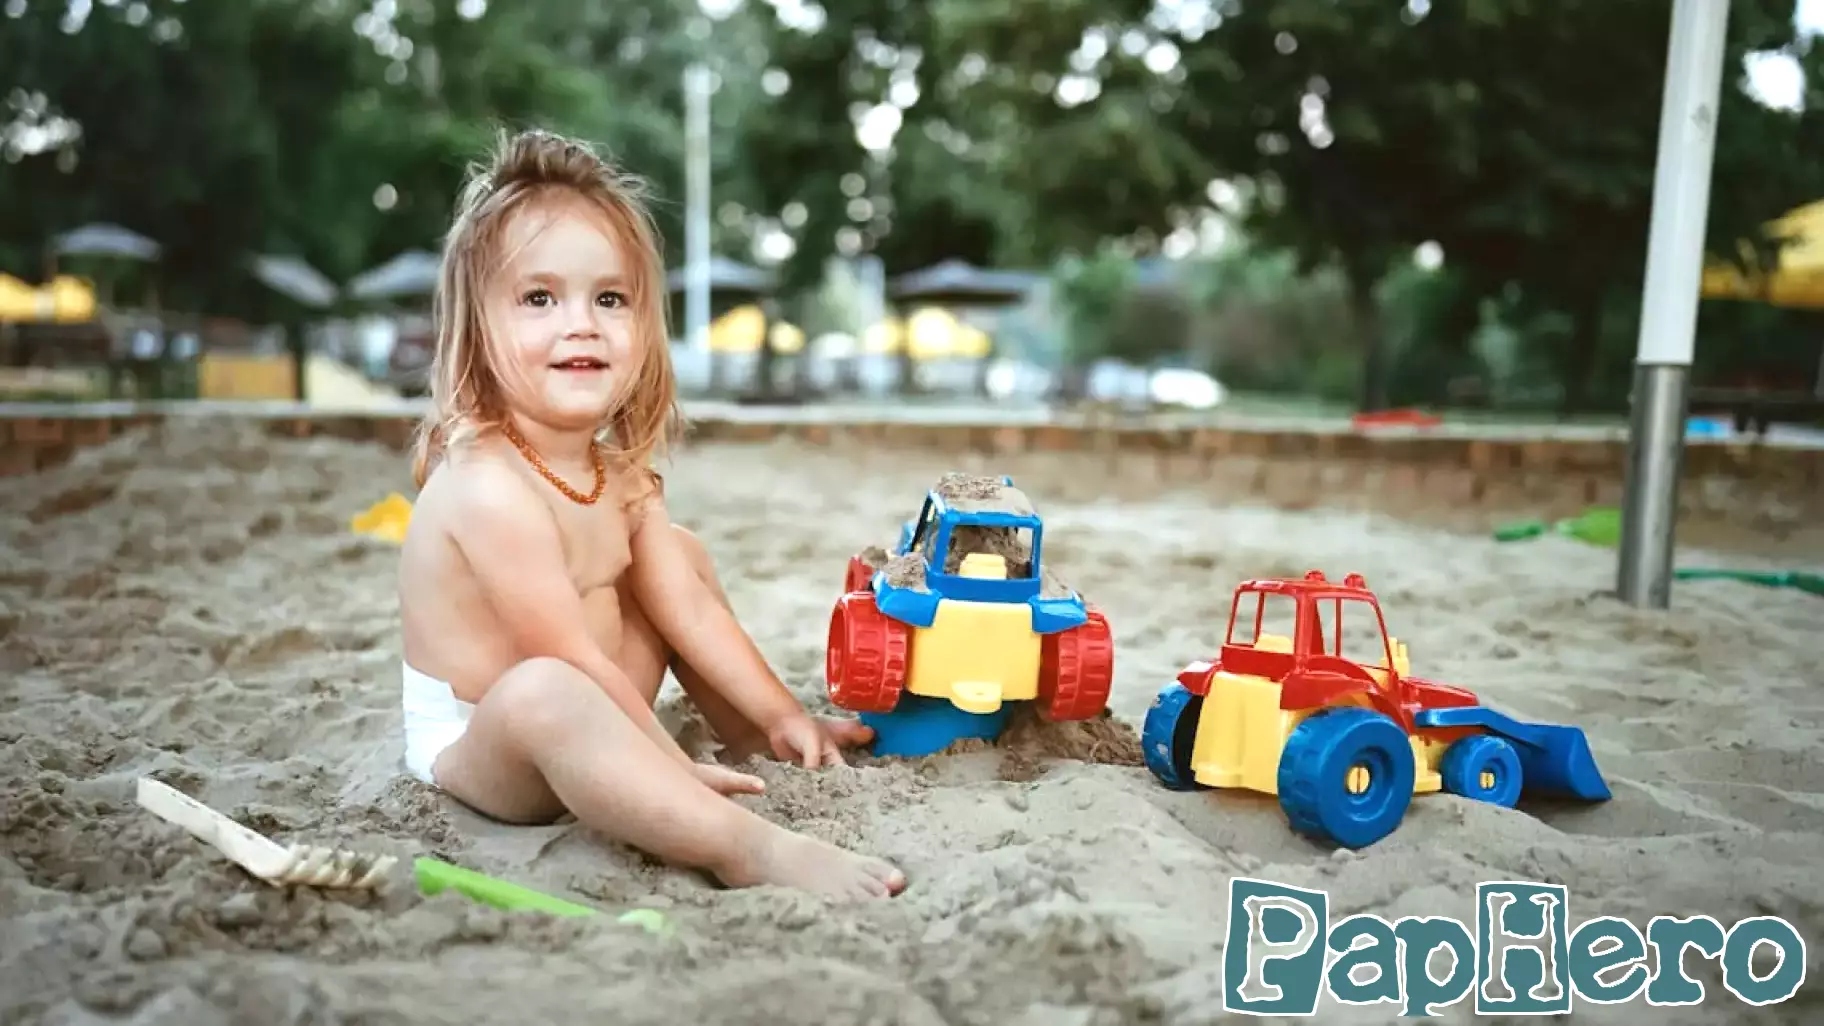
[395,128,905,900]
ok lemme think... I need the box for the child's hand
[693,762,766,796]
[767,714,874,769]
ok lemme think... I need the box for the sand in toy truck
[827,473,1114,756]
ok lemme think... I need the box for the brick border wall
[3,410,1819,529]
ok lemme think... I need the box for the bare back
[399,438,638,703]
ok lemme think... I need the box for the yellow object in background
[0,273,97,323]
[1701,198,1824,309]
[198,354,297,399]
[860,308,991,360]
[351,493,413,544]
[707,304,765,353]
[862,317,904,355]
[769,320,805,354]
[702,304,809,354]
[904,307,991,360]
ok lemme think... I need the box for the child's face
[485,196,642,432]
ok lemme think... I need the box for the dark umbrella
[888,259,1040,305]
[51,223,162,262]
[347,249,441,301]
[250,254,339,309]
[666,256,777,296]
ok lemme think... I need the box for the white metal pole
[1617,0,1731,609]
[684,63,713,360]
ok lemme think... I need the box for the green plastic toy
[413,857,671,934]
[1493,506,1621,547]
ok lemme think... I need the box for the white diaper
[401,662,475,785]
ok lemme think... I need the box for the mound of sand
[855,472,1074,600]
[3,425,1822,1025]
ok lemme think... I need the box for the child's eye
[597,291,627,309]
[521,288,554,307]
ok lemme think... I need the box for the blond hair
[410,127,682,501]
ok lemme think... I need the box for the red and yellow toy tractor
[1142,570,1611,848]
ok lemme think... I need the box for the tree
[0,0,706,320]
[931,0,1824,411]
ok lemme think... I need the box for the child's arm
[446,465,697,769]
[624,491,805,735]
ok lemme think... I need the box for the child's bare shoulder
[423,449,548,537]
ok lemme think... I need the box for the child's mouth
[550,357,608,373]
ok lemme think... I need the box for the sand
[858,472,1074,600]
[2,420,1822,1025]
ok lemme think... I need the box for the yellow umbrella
[1701,199,1824,309]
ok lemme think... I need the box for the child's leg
[431,657,905,898]
[618,525,870,760]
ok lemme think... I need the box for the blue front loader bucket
[1414,706,1612,802]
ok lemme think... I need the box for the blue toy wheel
[1439,734,1524,808]
[1277,707,1415,849]
[1142,683,1207,791]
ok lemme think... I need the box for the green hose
[1673,569,1824,596]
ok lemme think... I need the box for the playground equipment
[1142,570,1610,849]
[826,474,1114,757]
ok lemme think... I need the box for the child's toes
[866,858,907,896]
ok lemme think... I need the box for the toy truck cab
[1143,570,1610,849]
[1181,571,1479,736]
[827,477,1113,747]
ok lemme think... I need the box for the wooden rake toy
[136,777,397,890]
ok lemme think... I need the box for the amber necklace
[500,420,606,506]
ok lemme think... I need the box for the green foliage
[0,0,757,319]
[936,0,1824,410]
[2,0,1820,416]
[1050,245,1136,368]
[1189,247,1355,399]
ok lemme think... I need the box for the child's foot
[718,822,906,899]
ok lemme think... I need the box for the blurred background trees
[2,0,1821,414]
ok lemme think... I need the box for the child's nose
[564,308,601,338]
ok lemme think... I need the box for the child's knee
[492,657,600,734]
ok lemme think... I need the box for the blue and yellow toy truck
[827,473,1114,757]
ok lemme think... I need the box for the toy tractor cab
[827,475,1114,757]
[1142,570,1610,849]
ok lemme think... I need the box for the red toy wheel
[843,555,875,595]
[825,592,910,714]
[1038,608,1114,721]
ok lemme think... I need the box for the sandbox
[2,422,1819,1024]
